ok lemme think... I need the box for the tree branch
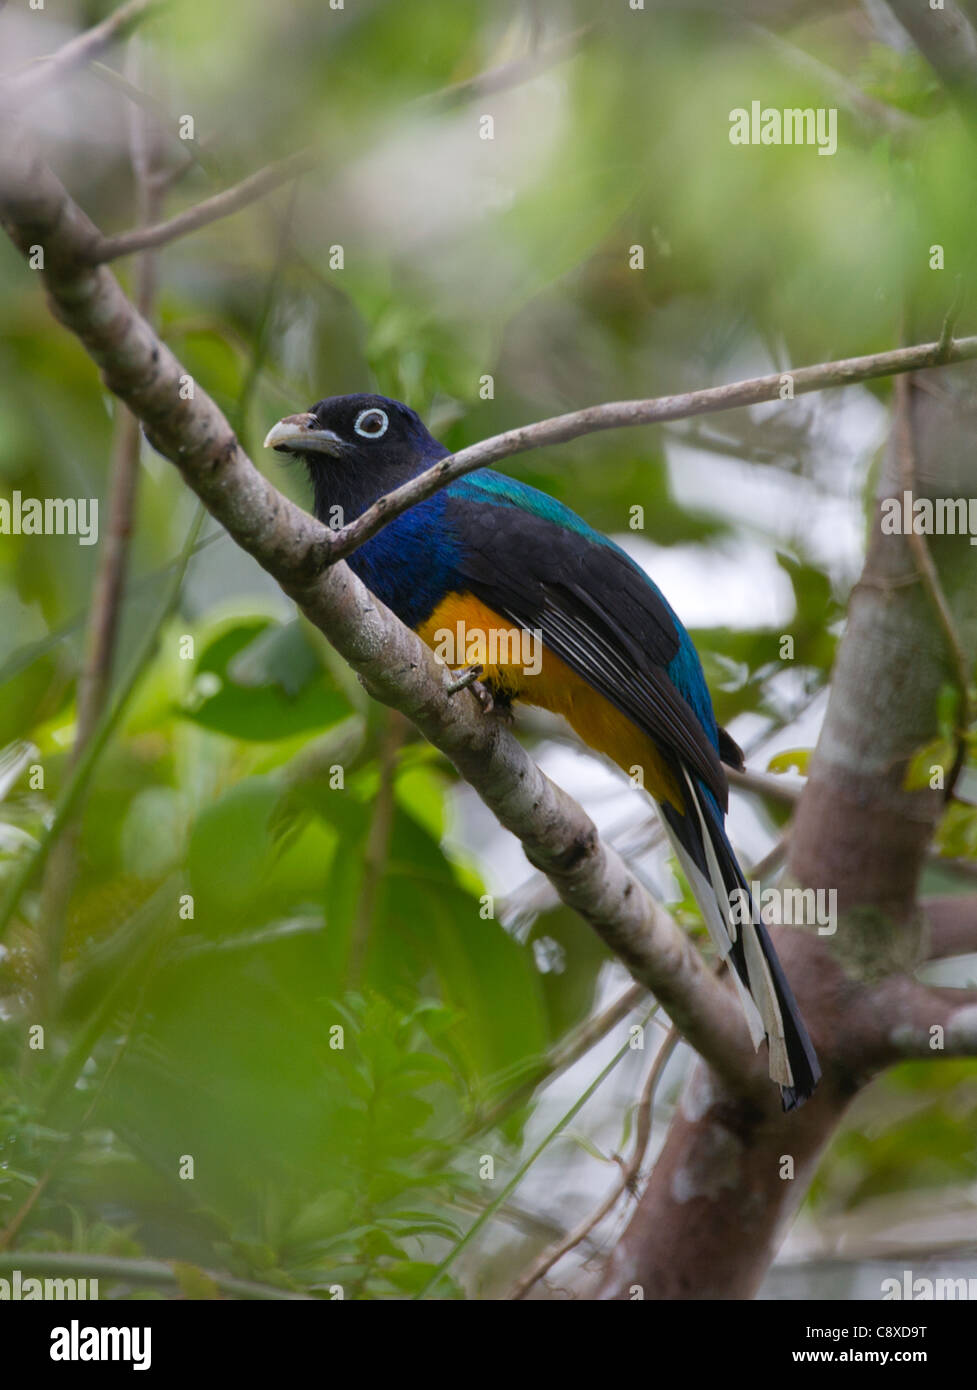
[88,149,317,263]
[885,1,977,110]
[924,894,977,960]
[347,711,404,986]
[0,0,168,110]
[510,1022,680,1299]
[894,370,971,795]
[468,982,647,1138]
[326,334,977,566]
[0,132,765,1101]
[727,766,802,805]
[873,979,977,1060]
[422,22,595,109]
[35,44,165,1017]
[751,23,920,139]
[49,20,592,264]
[0,1250,310,1301]
[76,47,162,745]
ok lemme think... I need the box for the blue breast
[345,489,464,630]
[348,464,722,763]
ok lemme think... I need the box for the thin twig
[937,275,966,362]
[727,766,803,805]
[893,371,971,797]
[87,61,221,185]
[885,0,977,110]
[0,1169,52,1253]
[0,0,168,107]
[467,983,647,1138]
[510,1024,680,1299]
[749,24,920,138]
[750,832,790,883]
[348,712,404,986]
[35,46,164,1016]
[416,1005,659,1299]
[88,148,317,263]
[77,45,161,744]
[422,22,595,109]
[0,509,207,943]
[0,1251,311,1301]
[325,334,977,566]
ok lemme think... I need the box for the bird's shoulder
[445,470,680,665]
[443,468,730,793]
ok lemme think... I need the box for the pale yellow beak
[263,413,345,456]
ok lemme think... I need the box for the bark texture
[596,365,977,1298]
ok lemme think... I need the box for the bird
[264,393,821,1109]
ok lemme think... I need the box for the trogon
[264,394,821,1109]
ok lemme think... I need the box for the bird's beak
[263,413,345,456]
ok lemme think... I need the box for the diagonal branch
[894,371,972,795]
[750,24,920,138]
[874,979,977,1061]
[885,1,977,111]
[924,895,977,960]
[423,22,595,109]
[0,0,168,110]
[467,982,647,1138]
[0,1251,310,1301]
[0,132,764,1100]
[18,18,591,264]
[76,48,163,745]
[34,42,166,1018]
[88,149,318,263]
[510,1022,680,1300]
[325,334,977,565]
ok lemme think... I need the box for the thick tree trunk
[597,364,977,1298]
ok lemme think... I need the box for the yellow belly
[417,592,683,809]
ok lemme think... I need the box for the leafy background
[1,0,976,1298]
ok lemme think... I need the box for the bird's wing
[445,483,729,807]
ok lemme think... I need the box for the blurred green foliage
[2,0,977,1298]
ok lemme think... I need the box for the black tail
[660,772,821,1110]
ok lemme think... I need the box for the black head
[263,393,443,473]
[264,394,449,526]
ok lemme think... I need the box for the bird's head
[263,393,443,475]
[264,393,450,526]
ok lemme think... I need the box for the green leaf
[766,748,811,776]
[904,738,954,792]
[181,618,351,741]
[170,1261,222,1300]
[567,1130,612,1164]
[383,1261,463,1297]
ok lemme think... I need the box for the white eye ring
[354,408,389,439]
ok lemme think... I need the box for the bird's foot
[471,679,504,716]
[475,681,515,723]
[445,665,506,717]
[446,664,484,697]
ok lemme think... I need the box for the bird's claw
[446,664,484,696]
[470,679,496,714]
[445,665,497,715]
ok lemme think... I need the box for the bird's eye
[354,408,389,439]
